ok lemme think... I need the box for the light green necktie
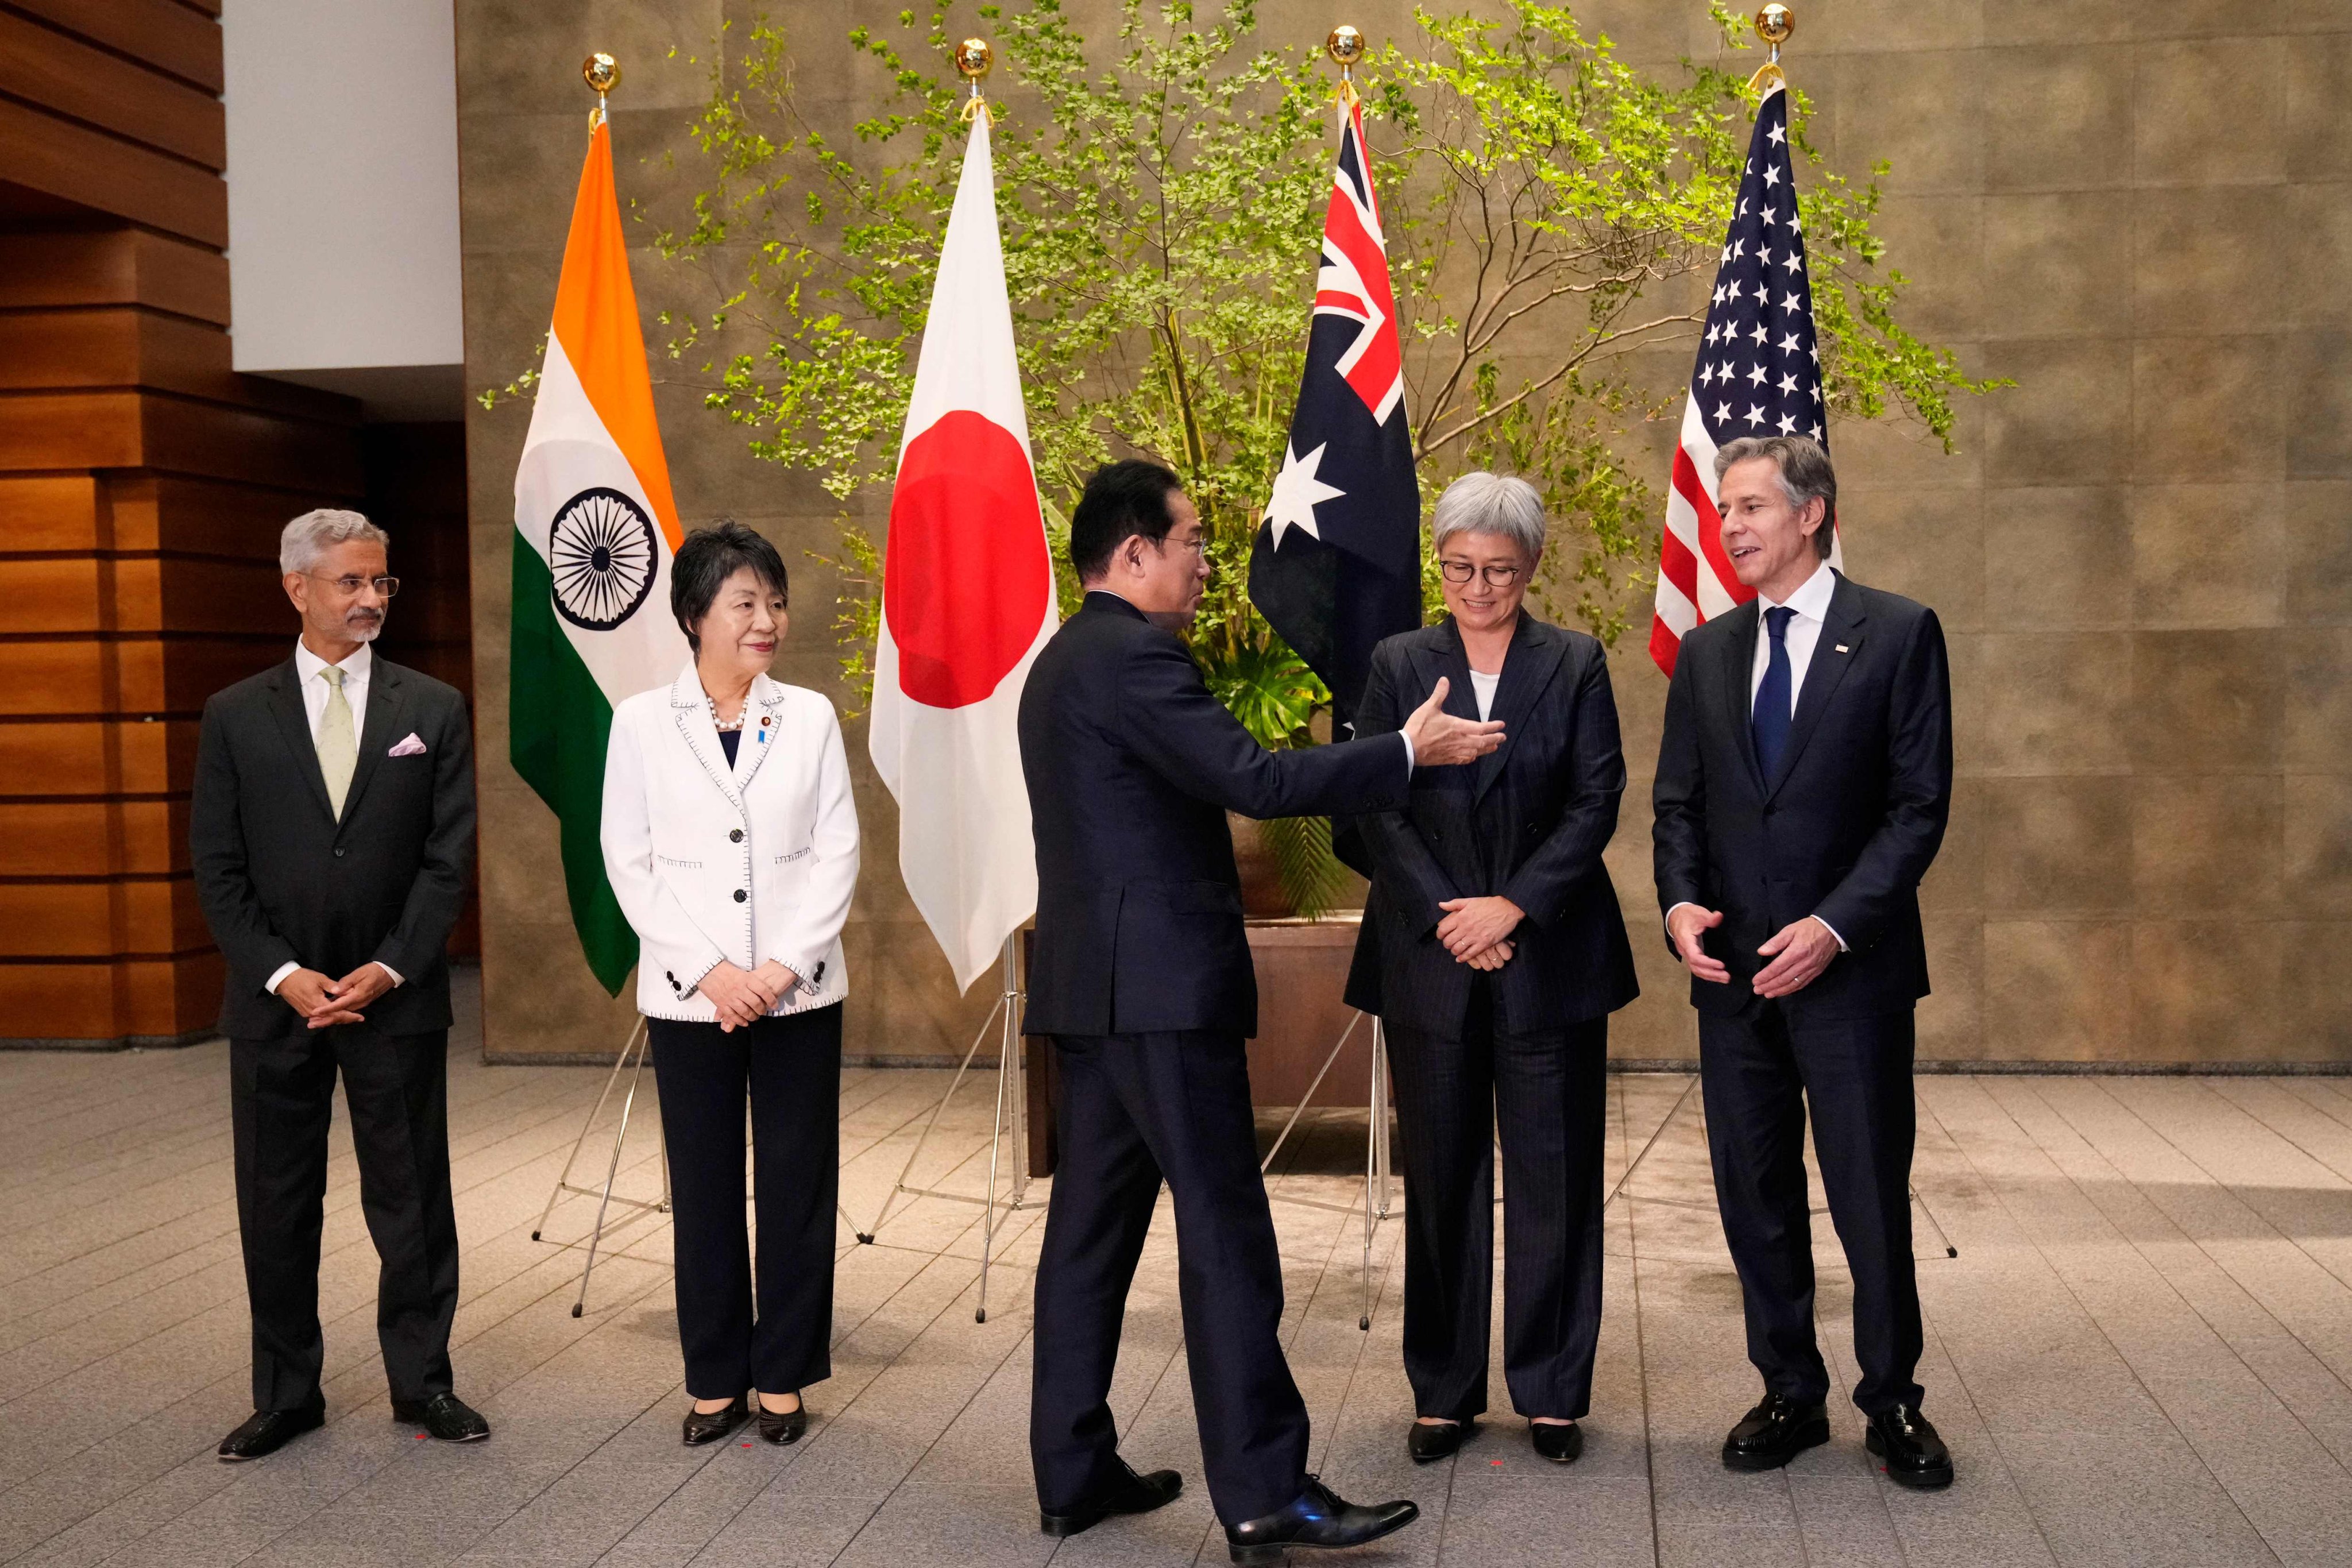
[317,665,357,819]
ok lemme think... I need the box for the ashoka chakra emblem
[548,487,657,631]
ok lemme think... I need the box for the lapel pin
[1834,643,1849,654]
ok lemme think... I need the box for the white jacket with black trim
[600,659,859,1022]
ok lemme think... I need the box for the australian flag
[1249,96,1421,727]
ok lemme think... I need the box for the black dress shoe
[1225,1476,1419,1565]
[1408,1418,1470,1463]
[1866,1404,1954,1489]
[681,1394,750,1446]
[1039,1457,1183,1537]
[1530,1420,1584,1463]
[755,1393,808,1446]
[1722,1392,1830,1472]
[392,1392,490,1442]
[218,1405,323,1461]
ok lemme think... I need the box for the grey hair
[1430,472,1546,561]
[1713,435,1837,560]
[279,508,388,575]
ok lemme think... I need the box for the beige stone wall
[458,1,2349,1064]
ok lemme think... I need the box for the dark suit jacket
[1019,592,1411,1038]
[1651,570,1951,1021]
[1341,615,1639,1035]
[191,652,477,1040]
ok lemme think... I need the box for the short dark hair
[671,518,789,652]
[1068,459,1183,581]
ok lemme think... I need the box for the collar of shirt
[1756,558,1836,625]
[294,638,372,691]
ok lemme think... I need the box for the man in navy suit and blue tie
[1652,435,1956,1488]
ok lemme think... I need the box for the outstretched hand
[1400,677,1505,767]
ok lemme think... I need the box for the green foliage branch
[646,0,1997,912]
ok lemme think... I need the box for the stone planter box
[1024,916,1373,1177]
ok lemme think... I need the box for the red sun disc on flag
[883,410,1049,708]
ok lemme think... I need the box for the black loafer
[1722,1392,1829,1472]
[1039,1457,1183,1538]
[682,1394,750,1446]
[1530,1420,1583,1463]
[1866,1404,1953,1489]
[1225,1476,1419,1565]
[391,1392,489,1443]
[755,1393,808,1446]
[218,1405,323,1461]
[1408,1418,1470,1463]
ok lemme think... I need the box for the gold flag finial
[955,37,997,125]
[1327,25,1364,106]
[1748,7,1792,95]
[582,52,619,128]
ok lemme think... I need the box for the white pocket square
[387,733,428,757]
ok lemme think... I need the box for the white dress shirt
[266,638,403,997]
[1667,560,1847,954]
[1748,558,1836,718]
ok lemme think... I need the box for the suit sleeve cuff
[1810,914,1850,952]
[1663,902,1698,941]
[264,961,299,996]
[373,961,404,987]
[1399,731,1414,779]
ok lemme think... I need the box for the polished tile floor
[6,977,2352,1566]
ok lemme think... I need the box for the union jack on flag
[1250,94,1422,723]
[1648,84,1842,677]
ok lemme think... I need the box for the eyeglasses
[1439,560,1524,588]
[308,573,400,597]
[1152,534,1208,558]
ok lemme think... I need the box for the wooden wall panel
[0,230,229,325]
[0,802,187,876]
[0,475,103,551]
[0,952,222,1046]
[4,0,225,95]
[0,719,191,795]
[0,96,225,246]
[0,9,225,167]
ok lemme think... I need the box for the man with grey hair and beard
[191,508,484,1460]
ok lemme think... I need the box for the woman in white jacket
[600,520,859,1449]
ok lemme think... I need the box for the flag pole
[582,49,617,128]
[1748,3,1793,96]
[1326,24,1363,107]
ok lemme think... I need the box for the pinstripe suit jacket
[1342,615,1639,1036]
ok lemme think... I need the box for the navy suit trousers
[1030,1031,1307,1526]
[1386,987,1608,1422]
[1699,1002,1924,1415]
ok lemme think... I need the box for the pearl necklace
[707,698,747,733]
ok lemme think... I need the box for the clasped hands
[696,960,803,1030]
[1667,905,1839,999]
[278,964,396,1030]
[1436,895,1523,972]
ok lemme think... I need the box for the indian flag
[510,116,689,995]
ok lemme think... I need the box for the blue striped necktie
[1752,605,1795,782]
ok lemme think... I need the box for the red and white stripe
[1312,100,1405,426]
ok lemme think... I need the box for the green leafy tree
[646,0,1996,911]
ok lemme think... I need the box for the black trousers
[1699,1002,1924,1415]
[648,1005,840,1399]
[1387,988,1608,1422]
[1030,1030,1306,1527]
[230,1023,459,1412]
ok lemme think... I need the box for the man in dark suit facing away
[1652,435,1955,1488]
[191,509,485,1461]
[1019,460,1503,1564]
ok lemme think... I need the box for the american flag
[1250,95,1422,723]
[1648,84,1842,676]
